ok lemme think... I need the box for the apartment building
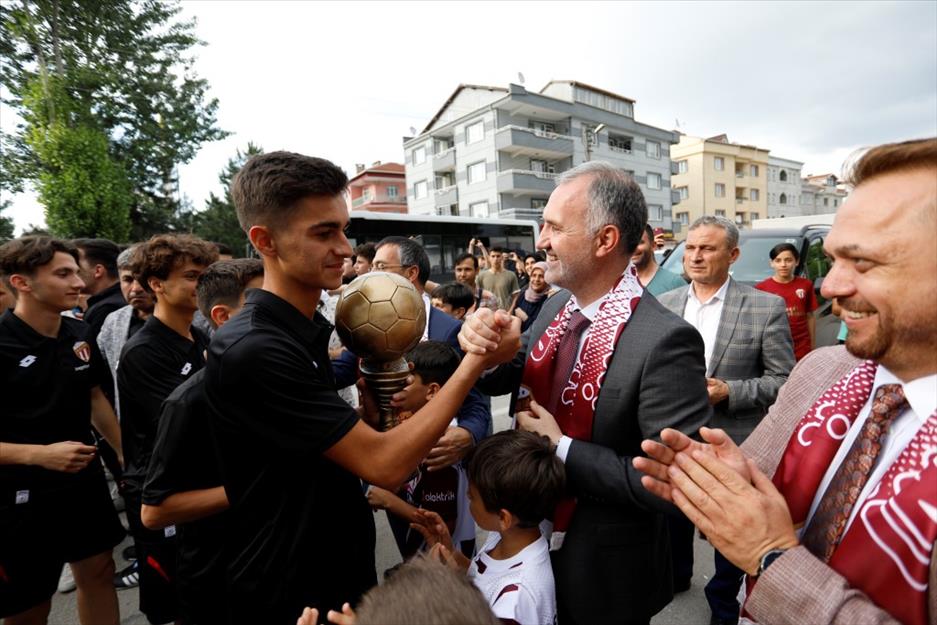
[347,161,407,213]
[766,156,804,218]
[402,81,680,234]
[801,173,848,215]
[669,134,769,239]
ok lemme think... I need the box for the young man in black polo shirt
[206,151,520,625]
[140,258,263,625]
[0,236,125,625]
[74,238,125,336]
[117,234,218,625]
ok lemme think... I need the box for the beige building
[670,134,769,239]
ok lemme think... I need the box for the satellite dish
[409,126,417,135]
[518,72,525,85]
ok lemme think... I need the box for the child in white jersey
[412,430,565,625]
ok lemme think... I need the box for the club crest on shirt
[73,341,91,363]
[795,288,805,299]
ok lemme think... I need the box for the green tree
[1,0,228,239]
[0,199,15,240]
[189,143,263,257]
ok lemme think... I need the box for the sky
[2,0,936,234]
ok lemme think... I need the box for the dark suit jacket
[658,278,795,444]
[478,289,712,624]
[332,305,491,443]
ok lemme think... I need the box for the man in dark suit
[460,162,711,625]
[657,215,795,624]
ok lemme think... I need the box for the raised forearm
[141,486,229,530]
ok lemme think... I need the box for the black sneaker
[122,545,136,561]
[114,560,139,589]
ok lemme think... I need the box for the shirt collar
[245,288,330,345]
[87,281,122,308]
[688,277,731,306]
[144,314,204,351]
[873,365,937,424]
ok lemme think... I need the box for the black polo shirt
[205,289,374,625]
[143,369,226,623]
[118,315,208,498]
[0,310,107,500]
[84,282,126,336]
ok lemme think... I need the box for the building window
[608,134,632,153]
[735,213,745,224]
[779,170,788,182]
[779,193,787,205]
[387,186,398,198]
[648,204,663,221]
[362,188,372,201]
[751,212,760,220]
[531,198,548,209]
[677,212,689,225]
[677,160,688,174]
[469,200,489,217]
[467,161,486,184]
[750,164,759,177]
[647,172,662,190]
[434,139,452,154]
[750,189,759,201]
[714,157,725,171]
[530,159,554,174]
[413,146,426,165]
[715,209,726,217]
[466,120,485,144]
[715,183,726,197]
[414,180,428,199]
[677,186,689,200]
[823,197,829,207]
[529,121,556,136]
[646,141,661,159]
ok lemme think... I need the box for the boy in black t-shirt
[205,152,520,625]
[117,234,218,625]
[0,236,125,625]
[141,258,263,625]
[366,341,470,558]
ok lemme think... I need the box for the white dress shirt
[803,367,937,534]
[682,278,730,370]
[421,292,431,342]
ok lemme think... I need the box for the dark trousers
[705,549,744,622]
[667,513,695,586]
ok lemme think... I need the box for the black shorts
[0,472,126,618]
[124,493,180,625]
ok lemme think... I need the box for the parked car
[660,224,840,347]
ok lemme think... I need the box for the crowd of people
[0,137,934,625]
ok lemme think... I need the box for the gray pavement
[47,395,717,625]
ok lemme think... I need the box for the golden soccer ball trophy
[334,272,426,430]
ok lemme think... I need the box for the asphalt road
[48,396,718,625]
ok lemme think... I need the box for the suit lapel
[707,278,743,377]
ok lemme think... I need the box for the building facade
[669,134,769,239]
[402,81,680,234]
[347,161,408,213]
[800,173,848,215]
[766,155,804,218]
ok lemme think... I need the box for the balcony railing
[506,168,558,180]
[736,171,745,178]
[352,194,407,208]
[434,146,455,157]
[435,185,456,196]
[501,125,574,141]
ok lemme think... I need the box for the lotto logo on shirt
[73,341,91,363]
[19,355,37,368]
[181,362,192,375]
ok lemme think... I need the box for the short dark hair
[231,151,348,234]
[466,430,565,527]
[406,340,460,387]
[524,251,545,264]
[769,242,800,261]
[355,555,498,625]
[490,247,507,254]
[354,242,376,263]
[213,242,234,256]
[196,258,264,325]
[73,238,120,279]
[377,236,430,285]
[454,252,477,269]
[130,234,219,295]
[431,282,474,313]
[0,236,80,291]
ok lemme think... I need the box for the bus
[346,211,540,283]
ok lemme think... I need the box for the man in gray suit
[657,215,795,624]
[460,162,711,625]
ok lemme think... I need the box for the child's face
[467,482,502,532]
[394,372,436,414]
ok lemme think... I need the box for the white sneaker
[58,563,77,593]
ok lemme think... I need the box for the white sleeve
[490,584,540,625]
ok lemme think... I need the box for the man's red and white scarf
[521,265,643,533]
[752,360,937,625]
